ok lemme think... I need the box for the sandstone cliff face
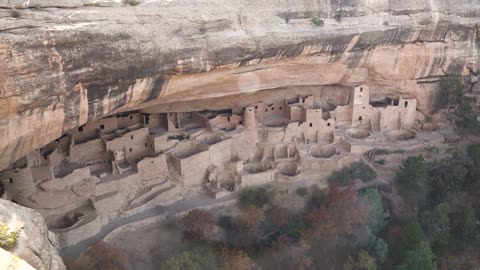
[0,0,479,169]
[0,199,66,270]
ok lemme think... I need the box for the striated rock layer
[0,0,479,169]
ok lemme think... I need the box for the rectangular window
[100,124,105,130]
[309,123,313,127]
[404,101,408,107]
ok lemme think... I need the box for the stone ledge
[0,0,124,8]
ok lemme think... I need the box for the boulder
[0,200,66,270]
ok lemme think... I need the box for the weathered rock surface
[0,248,35,270]
[0,0,479,169]
[0,199,66,270]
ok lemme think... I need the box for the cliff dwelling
[0,82,466,251]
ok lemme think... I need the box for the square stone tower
[352,85,370,126]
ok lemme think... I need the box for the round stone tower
[243,106,256,129]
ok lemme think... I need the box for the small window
[227,117,231,122]
[131,135,134,140]
[239,121,243,125]
[145,143,148,148]
[78,126,84,132]
[272,107,275,111]
[279,106,282,110]
[309,123,313,127]
[9,178,13,183]
[327,123,331,127]
[100,124,105,130]
[359,116,363,121]
[265,109,268,112]
[404,101,408,107]
[129,148,132,152]
[360,87,363,92]
[255,106,258,109]
[130,115,133,120]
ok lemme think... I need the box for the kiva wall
[240,170,275,187]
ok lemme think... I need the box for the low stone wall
[240,170,275,187]
[300,157,337,170]
[41,167,91,191]
[55,215,108,248]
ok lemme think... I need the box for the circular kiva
[385,130,416,141]
[345,128,370,139]
[310,145,336,158]
[276,161,298,176]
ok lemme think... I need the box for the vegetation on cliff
[0,224,18,251]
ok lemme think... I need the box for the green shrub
[362,189,386,234]
[306,188,327,209]
[374,159,386,165]
[279,215,305,241]
[311,18,324,26]
[0,224,18,251]
[328,162,377,186]
[238,187,271,208]
[454,102,480,133]
[160,247,217,270]
[10,10,21,18]
[395,156,429,206]
[397,241,436,270]
[467,144,480,165]
[373,238,388,264]
[295,187,308,197]
[436,77,464,111]
[371,149,405,155]
[124,0,140,5]
[344,250,377,270]
[429,151,469,203]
